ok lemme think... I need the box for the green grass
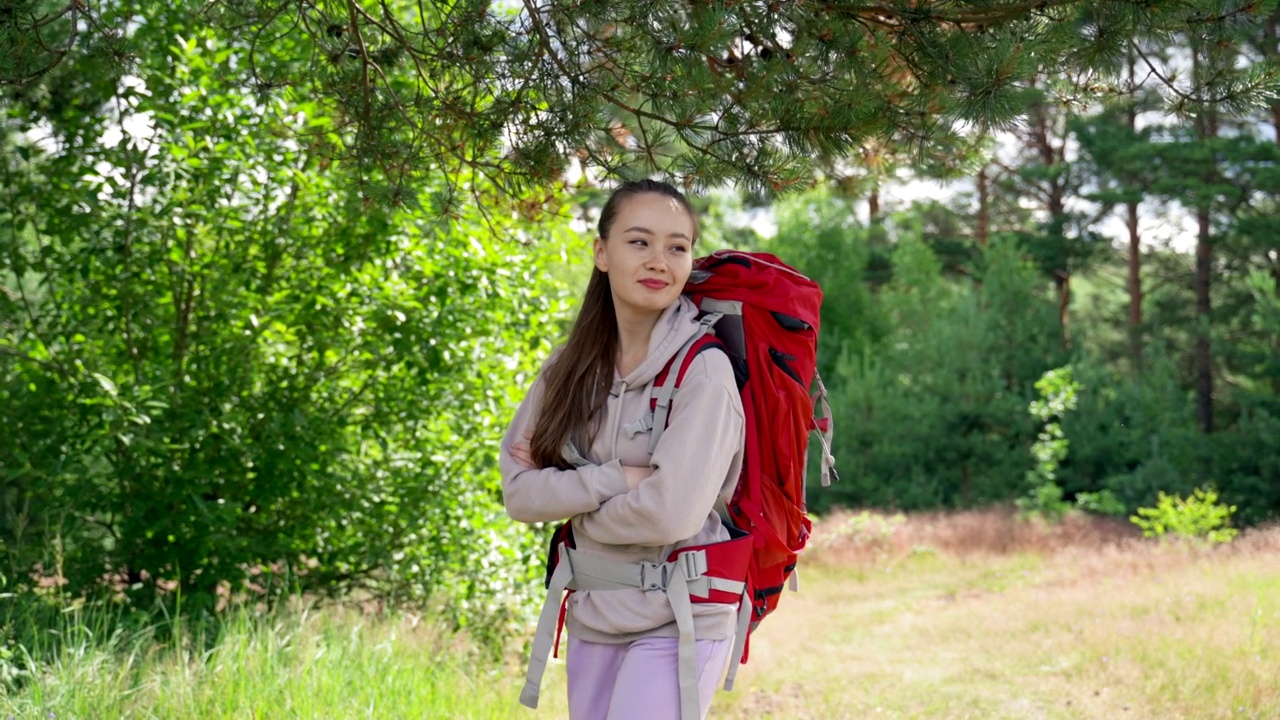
[1,605,566,720]
[3,512,1278,719]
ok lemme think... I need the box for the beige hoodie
[500,296,746,644]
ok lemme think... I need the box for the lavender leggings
[565,634,734,720]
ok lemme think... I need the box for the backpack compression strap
[811,371,838,487]
[520,541,573,710]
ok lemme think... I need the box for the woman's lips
[638,279,669,289]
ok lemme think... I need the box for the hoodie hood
[611,295,702,391]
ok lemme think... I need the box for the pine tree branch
[344,0,373,117]
[16,0,1274,202]
[33,1,79,29]
[838,1,1078,29]
[941,0,1077,25]
[4,1,82,86]
[521,0,584,87]
[523,0,781,176]
[1183,2,1259,27]
[1130,36,1280,107]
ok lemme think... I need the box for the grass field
[2,510,1277,719]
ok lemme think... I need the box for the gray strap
[698,311,726,332]
[675,551,745,599]
[789,568,799,592]
[562,440,591,469]
[564,548,742,599]
[812,371,837,486]
[713,499,732,526]
[667,560,701,720]
[722,589,752,691]
[702,576,746,596]
[647,360,683,455]
[566,548,652,591]
[623,413,654,438]
[648,313,724,455]
[521,544,573,709]
[698,298,742,317]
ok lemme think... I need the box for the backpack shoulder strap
[647,314,726,454]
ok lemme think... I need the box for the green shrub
[816,510,906,547]
[1075,489,1127,516]
[0,15,572,645]
[1016,482,1073,522]
[1016,367,1080,522]
[1130,488,1239,544]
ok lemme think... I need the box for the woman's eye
[629,238,648,247]
[671,244,689,253]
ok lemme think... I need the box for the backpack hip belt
[520,535,754,720]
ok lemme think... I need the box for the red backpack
[521,250,834,719]
[681,249,835,632]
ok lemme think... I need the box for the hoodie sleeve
[500,359,632,525]
[576,350,745,546]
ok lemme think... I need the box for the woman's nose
[644,247,666,270]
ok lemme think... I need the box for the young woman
[500,179,746,720]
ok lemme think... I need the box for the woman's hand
[622,465,651,490]
[511,432,535,469]
[510,432,648,489]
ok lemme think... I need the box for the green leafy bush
[1130,488,1239,544]
[1016,482,1072,522]
[1075,489,1127,516]
[1016,367,1080,522]
[816,510,906,548]
[0,13,575,644]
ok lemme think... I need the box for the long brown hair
[529,179,699,469]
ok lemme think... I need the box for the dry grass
[703,509,1280,720]
[806,507,1140,565]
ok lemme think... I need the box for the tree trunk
[1029,92,1071,346]
[1269,11,1280,396]
[1195,206,1213,434]
[1047,192,1069,348]
[1125,49,1144,369]
[1273,128,1280,398]
[1193,98,1217,435]
[1055,271,1071,347]
[1127,199,1143,366]
[1274,261,1280,397]
[976,166,989,246]
[868,186,880,224]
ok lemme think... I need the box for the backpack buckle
[640,561,667,591]
[677,549,707,580]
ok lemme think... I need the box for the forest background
[2,0,1279,702]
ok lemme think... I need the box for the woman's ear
[593,237,608,273]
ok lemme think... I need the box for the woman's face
[594,192,695,319]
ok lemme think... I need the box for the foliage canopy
[6,0,1279,199]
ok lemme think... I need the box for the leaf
[93,373,119,397]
